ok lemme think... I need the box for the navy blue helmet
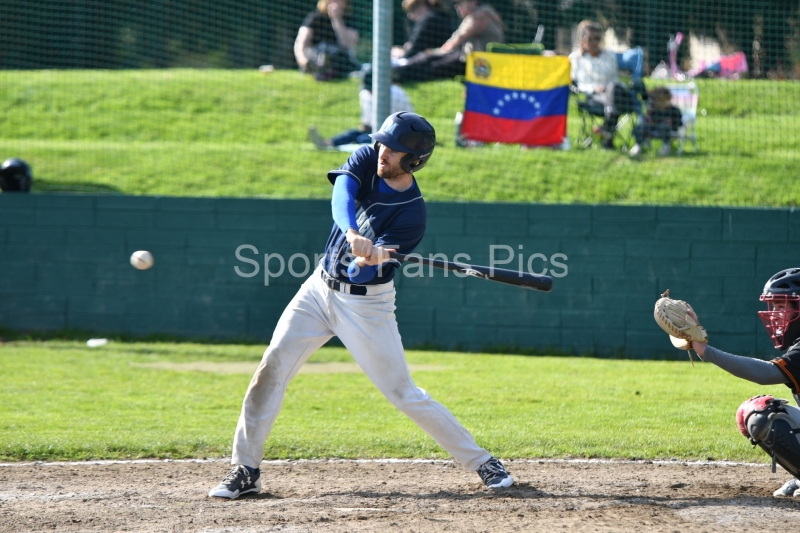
[370,112,436,173]
[0,158,32,192]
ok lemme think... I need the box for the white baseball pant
[231,266,492,471]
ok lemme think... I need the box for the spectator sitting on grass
[392,0,456,62]
[393,0,504,83]
[308,69,415,151]
[294,0,360,80]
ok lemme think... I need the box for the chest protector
[737,395,800,478]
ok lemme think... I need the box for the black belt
[320,270,368,296]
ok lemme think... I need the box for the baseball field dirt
[2,458,800,532]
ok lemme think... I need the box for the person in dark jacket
[294,0,360,80]
[393,0,504,83]
[392,0,455,61]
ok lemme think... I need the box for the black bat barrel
[389,252,553,292]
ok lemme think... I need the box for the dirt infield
[2,458,800,532]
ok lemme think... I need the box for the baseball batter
[208,112,513,499]
[687,268,800,497]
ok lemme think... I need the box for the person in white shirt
[569,20,633,149]
[309,69,414,150]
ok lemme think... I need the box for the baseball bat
[388,252,553,292]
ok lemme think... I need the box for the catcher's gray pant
[231,266,492,471]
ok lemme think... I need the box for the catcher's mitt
[653,289,708,363]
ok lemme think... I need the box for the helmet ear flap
[400,155,417,174]
[405,153,431,173]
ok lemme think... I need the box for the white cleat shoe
[773,478,800,497]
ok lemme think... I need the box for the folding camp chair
[665,82,699,154]
[573,47,647,151]
[486,42,545,56]
[486,26,545,56]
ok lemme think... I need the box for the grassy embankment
[0,69,797,205]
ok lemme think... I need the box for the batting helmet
[0,158,32,192]
[370,112,436,174]
[759,268,800,350]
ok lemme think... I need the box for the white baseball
[130,250,154,270]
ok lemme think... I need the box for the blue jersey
[323,146,426,285]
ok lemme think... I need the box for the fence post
[372,0,393,132]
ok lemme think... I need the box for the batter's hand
[346,229,373,259]
[356,246,395,267]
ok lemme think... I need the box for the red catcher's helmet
[759,268,800,350]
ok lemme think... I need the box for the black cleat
[477,457,514,489]
[208,465,261,499]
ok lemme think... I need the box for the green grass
[0,69,798,205]
[0,339,786,463]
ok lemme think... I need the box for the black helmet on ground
[0,158,32,192]
[370,112,436,174]
[759,268,800,350]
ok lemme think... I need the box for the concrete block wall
[1,193,797,357]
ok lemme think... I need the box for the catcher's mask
[759,268,800,350]
[370,112,436,174]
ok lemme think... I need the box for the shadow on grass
[0,326,266,346]
[33,180,123,194]
[0,327,743,362]
[627,150,708,162]
[406,339,696,361]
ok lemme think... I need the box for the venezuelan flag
[461,53,571,146]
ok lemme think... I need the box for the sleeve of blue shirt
[331,175,360,233]
[346,259,378,284]
[331,174,379,284]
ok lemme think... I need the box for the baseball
[130,250,154,270]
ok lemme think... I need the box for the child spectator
[630,86,683,157]
[308,69,414,151]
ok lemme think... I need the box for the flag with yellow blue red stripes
[461,53,571,146]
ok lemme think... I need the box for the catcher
[654,268,800,497]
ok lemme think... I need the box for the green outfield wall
[1,194,797,358]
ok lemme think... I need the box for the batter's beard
[378,165,406,181]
